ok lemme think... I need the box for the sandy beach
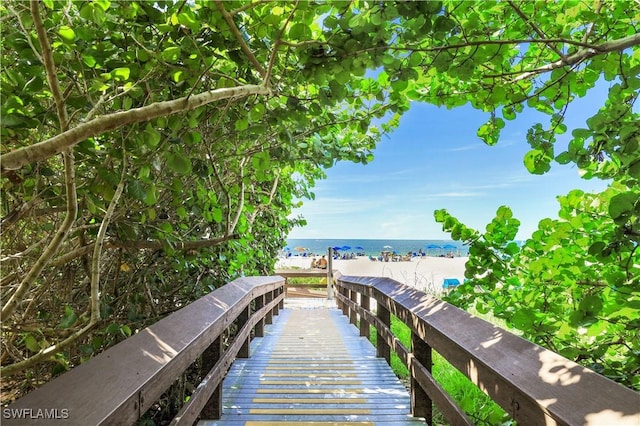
[275,255,468,293]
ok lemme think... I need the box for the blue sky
[288,86,612,240]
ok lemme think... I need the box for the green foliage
[437,184,640,389]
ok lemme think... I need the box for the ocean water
[283,239,469,257]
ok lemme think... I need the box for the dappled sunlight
[585,409,640,426]
[537,350,582,386]
[536,398,558,408]
[479,333,503,349]
[359,386,407,397]
[140,329,178,364]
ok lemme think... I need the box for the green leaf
[120,324,132,337]
[23,333,41,353]
[162,46,181,62]
[212,207,223,223]
[608,192,637,219]
[58,26,76,42]
[235,117,249,131]
[58,306,78,329]
[145,125,161,147]
[105,323,120,334]
[128,180,146,201]
[144,183,158,206]
[166,151,192,175]
[112,67,130,81]
[523,149,552,174]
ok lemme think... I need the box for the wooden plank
[206,307,425,426]
[244,422,374,426]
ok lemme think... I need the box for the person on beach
[317,255,328,269]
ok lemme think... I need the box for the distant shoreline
[275,255,468,293]
[283,238,470,258]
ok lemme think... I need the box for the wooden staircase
[200,301,424,425]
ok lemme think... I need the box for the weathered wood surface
[199,304,425,425]
[4,276,285,425]
[334,274,640,426]
[274,269,333,278]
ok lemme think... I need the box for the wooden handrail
[334,273,640,426]
[274,268,336,298]
[3,276,285,425]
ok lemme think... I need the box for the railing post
[340,287,349,316]
[238,304,251,358]
[255,294,265,337]
[201,335,223,419]
[277,285,284,310]
[360,294,370,338]
[265,290,274,324]
[273,289,281,316]
[349,290,358,326]
[377,302,391,364]
[411,331,433,423]
[327,247,334,299]
[335,280,343,311]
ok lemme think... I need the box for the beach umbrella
[383,245,393,249]
[332,246,342,251]
[425,244,441,249]
[355,246,364,250]
[341,245,351,251]
[294,246,307,252]
[443,244,457,250]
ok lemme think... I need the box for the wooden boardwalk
[199,299,424,425]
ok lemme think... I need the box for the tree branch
[265,1,299,84]
[507,0,564,58]
[31,0,69,130]
[227,159,246,236]
[0,84,271,171]
[511,33,640,82]
[1,321,98,377]
[90,155,126,323]
[214,0,266,77]
[582,0,603,44]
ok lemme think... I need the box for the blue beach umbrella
[341,245,351,251]
[425,244,441,249]
[355,246,364,250]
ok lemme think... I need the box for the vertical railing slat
[200,335,223,419]
[412,331,433,423]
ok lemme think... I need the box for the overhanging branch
[0,84,271,171]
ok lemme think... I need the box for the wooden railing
[3,276,285,425]
[333,273,640,426]
[274,269,334,298]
